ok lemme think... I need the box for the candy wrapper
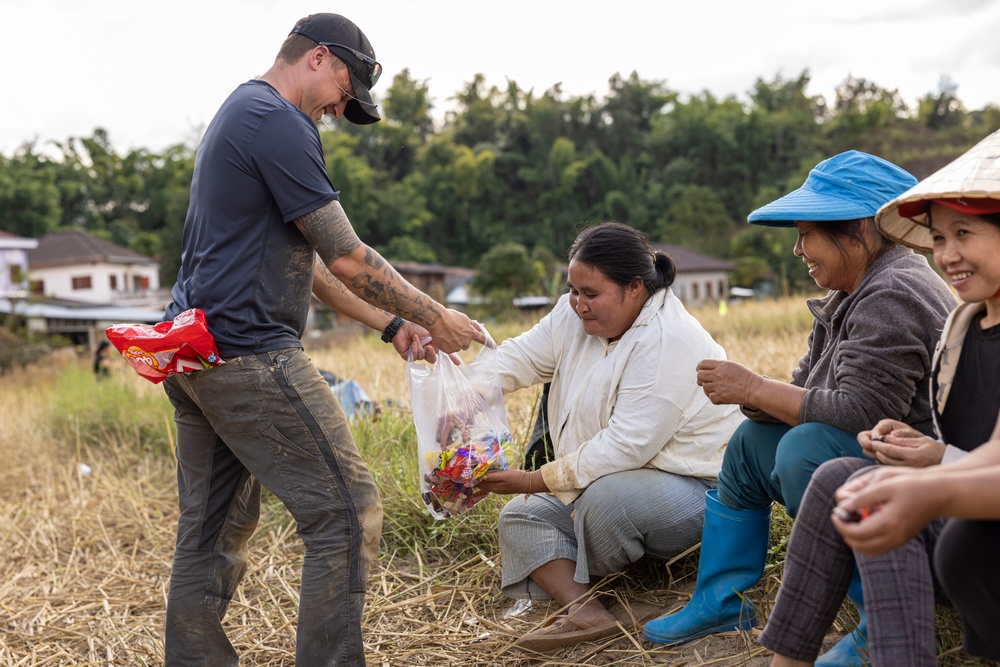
[407,328,516,519]
[106,308,224,384]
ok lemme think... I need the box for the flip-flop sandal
[514,601,661,653]
[517,613,577,639]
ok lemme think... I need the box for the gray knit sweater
[791,245,956,436]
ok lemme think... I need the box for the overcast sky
[3,0,1000,156]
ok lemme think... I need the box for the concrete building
[0,231,38,299]
[652,243,735,307]
[27,231,162,307]
[0,231,165,348]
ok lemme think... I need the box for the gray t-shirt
[165,80,338,357]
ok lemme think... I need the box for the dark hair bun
[653,252,676,290]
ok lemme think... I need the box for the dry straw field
[0,297,985,666]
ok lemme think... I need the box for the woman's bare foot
[542,600,616,635]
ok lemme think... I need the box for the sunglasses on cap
[318,42,382,88]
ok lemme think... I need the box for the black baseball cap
[290,13,382,124]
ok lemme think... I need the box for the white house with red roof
[0,231,165,348]
[652,243,735,306]
[27,231,162,307]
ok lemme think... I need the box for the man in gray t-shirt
[161,13,483,666]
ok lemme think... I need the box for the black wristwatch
[381,316,404,343]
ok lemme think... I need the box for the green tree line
[2,70,998,294]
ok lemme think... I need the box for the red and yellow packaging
[106,308,224,384]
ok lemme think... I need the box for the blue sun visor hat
[748,150,917,227]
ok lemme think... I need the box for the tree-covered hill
[2,69,997,293]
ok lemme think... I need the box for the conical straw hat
[875,128,1000,252]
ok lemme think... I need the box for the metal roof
[0,231,39,250]
[27,231,157,268]
[0,298,164,323]
[650,243,734,273]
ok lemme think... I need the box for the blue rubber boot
[644,489,771,645]
[816,571,868,666]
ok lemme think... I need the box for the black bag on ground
[523,382,554,470]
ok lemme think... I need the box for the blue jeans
[162,348,383,666]
[716,420,868,517]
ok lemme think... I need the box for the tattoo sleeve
[295,201,444,328]
[314,256,349,293]
[312,255,393,329]
[344,248,443,327]
[294,200,363,267]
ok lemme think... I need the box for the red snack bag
[105,308,224,384]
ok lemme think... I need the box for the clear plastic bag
[407,329,514,519]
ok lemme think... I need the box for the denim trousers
[716,419,869,517]
[162,348,383,666]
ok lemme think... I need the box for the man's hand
[392,321,438,363]
[426,309,485,354]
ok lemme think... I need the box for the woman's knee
[806,457,873,498]
[723,419,775,463]
[772,425,865,500]
[497,495,569,549]
[573,474,627,517]
[718,421,788,509]
[793,458,874,526]
[773,423,829,472]
[497,497,525,535]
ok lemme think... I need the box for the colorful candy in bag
[407,328,516,519]
[106,308,224,384]
[424,427,514,518]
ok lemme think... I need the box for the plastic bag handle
[406,336,442,365]
[478,323,497,350]
[406,326,495,364]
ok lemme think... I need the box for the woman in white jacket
[478,221,744,651]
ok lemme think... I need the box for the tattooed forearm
[314,257,348,292]
[348,270,443,327]
[353,248,441,326]
[363,246,387,272]
[311,256,389,326]
[304,202,447,327]
[294,200,362,267]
